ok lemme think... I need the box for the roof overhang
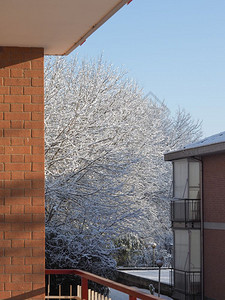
[164,142,225,161]
[0,0,130,55]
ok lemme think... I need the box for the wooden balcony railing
[45,269,160,300]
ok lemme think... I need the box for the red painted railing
[45,269,160,300]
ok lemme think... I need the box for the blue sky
[73,0,225,138]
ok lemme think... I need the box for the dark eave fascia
[164,141,225,161]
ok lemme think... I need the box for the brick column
[0,47,45,299]
[203,153,225,300]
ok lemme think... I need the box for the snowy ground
[109,287,172,300]
[109,269,173,299]
[121,269,172,285]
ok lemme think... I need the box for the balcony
[171,199,200,225]
[45,269,160,300]
[173,269,201,298]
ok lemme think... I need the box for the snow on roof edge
[183,131,225,150]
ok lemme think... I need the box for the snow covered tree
[44,56,202,274]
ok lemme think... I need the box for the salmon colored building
[165,131,225,300]
[0,1,133,299]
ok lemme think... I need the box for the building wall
[0,47,45,299]
[203,153,225,300]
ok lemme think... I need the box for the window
[173,159,200,199]
[174,229,200,272]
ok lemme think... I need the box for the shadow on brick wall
[4,287,45,300]
[0,47,43,69]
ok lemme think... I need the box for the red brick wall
[203,153,225,223]
[203,229,225,300]
[0,47,45,299]
[203,153,225,300]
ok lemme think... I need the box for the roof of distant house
[164,131,225,161]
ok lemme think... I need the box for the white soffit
[0,0,130,55]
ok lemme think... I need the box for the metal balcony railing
[173,269,201,296]
[45,269,160,300]
[171,199,200,223]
